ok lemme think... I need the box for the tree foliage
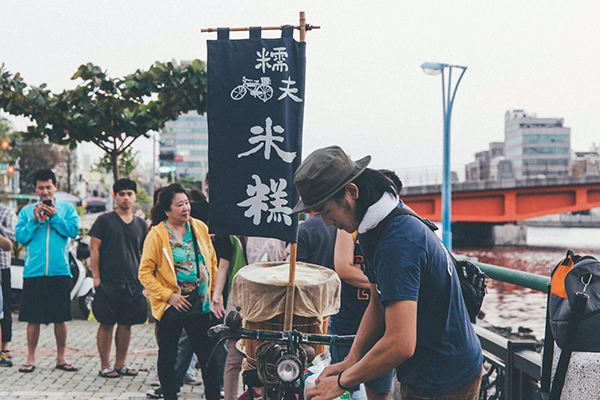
[94,147,139,178]
[135,185,152,211]
[15,140,72,190]
[174,175,202,189]
[0,60,207,181]
[0,118,71,191]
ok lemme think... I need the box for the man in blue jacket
[15,169,80,373]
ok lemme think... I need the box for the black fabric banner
[207,26,305,242]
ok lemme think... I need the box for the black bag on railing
[359,207,486,323]
[539,250,600,400]
[455,257,487,322]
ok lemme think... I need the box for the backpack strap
[359,206,438,264]
[549,291,589,400]
[540,283,555,396]
[191,227,202,279]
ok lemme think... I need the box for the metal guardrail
[475,325,541,399]
[469,259,551,293]
[464,260,550,399]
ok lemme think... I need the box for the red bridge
[401,176,600,223]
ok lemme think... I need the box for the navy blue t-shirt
[297,214,337,269]
[359,209,482,396]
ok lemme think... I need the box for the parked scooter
[10,236,95,318]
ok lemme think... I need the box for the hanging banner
[207,26,306,242]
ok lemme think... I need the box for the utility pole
[150,131,157,200]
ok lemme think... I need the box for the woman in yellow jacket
[139,184,220,400]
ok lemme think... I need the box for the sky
[2,0,599,180]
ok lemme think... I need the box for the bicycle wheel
[256,85,273,103]
[231,85,247,100]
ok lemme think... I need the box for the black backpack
[359,207,486,323]
[540,250,600,400]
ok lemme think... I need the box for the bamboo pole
[201,24,320,33]
[283,243,298,331]
[282,10,308,333]
[299,11,306,42]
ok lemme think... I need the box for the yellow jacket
[139,218,218,321]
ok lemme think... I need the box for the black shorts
[92,281,147,326]
[19,276,72,324]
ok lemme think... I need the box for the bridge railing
[462,258,550,400]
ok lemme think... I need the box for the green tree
[94,148,139,178]
[174,176,202,189]
[14,139,71,190]
[0,118,71,191]
[0,117,11,139]
[0,118,14,163]
[0,60,207,181]
[135,185,152,212]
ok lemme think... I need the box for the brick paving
[0,318,209,399]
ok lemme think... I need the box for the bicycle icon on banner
[230,76,274,103]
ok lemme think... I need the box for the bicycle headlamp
[276,355,302,382]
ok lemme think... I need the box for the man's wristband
[338,371,351,391]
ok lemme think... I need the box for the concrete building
[504,110,571,178]
[571,143,600,177]
[465,142,514,181]
[159,110,208,180]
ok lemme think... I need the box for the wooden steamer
[232,261,341,367]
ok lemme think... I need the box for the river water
[456,227,600,343]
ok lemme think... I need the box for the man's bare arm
[0,234,12,252]
[90,237,102,289]
[308,300,417,400]
[316,284,386,382]
[341,300,417,387]
[334,230,370,289]
[211,258,230,319]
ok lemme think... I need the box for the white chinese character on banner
[270,47,289,72]
[238,117,297,163]
[267,178,293,225]
[255,48,272,74]
[238,175,293,226]
[237,175,270,225]
[278,77,302,102]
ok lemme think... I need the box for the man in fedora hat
[298,146,483,400]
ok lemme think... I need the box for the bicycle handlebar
[210,309,355,346]
[208,323,354,346]
[236,326,355,346]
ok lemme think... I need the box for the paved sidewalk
[0,318,208,399]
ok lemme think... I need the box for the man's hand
[168,293,192,312]
[33,205,42,222]
[39,203,56,219]
[211,298,225,319]
[316,359,352,384]
[307,374,345,400]
[93,276,101,290]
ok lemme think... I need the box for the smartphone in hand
[39,199,53,221]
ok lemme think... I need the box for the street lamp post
[421,62,467,252]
